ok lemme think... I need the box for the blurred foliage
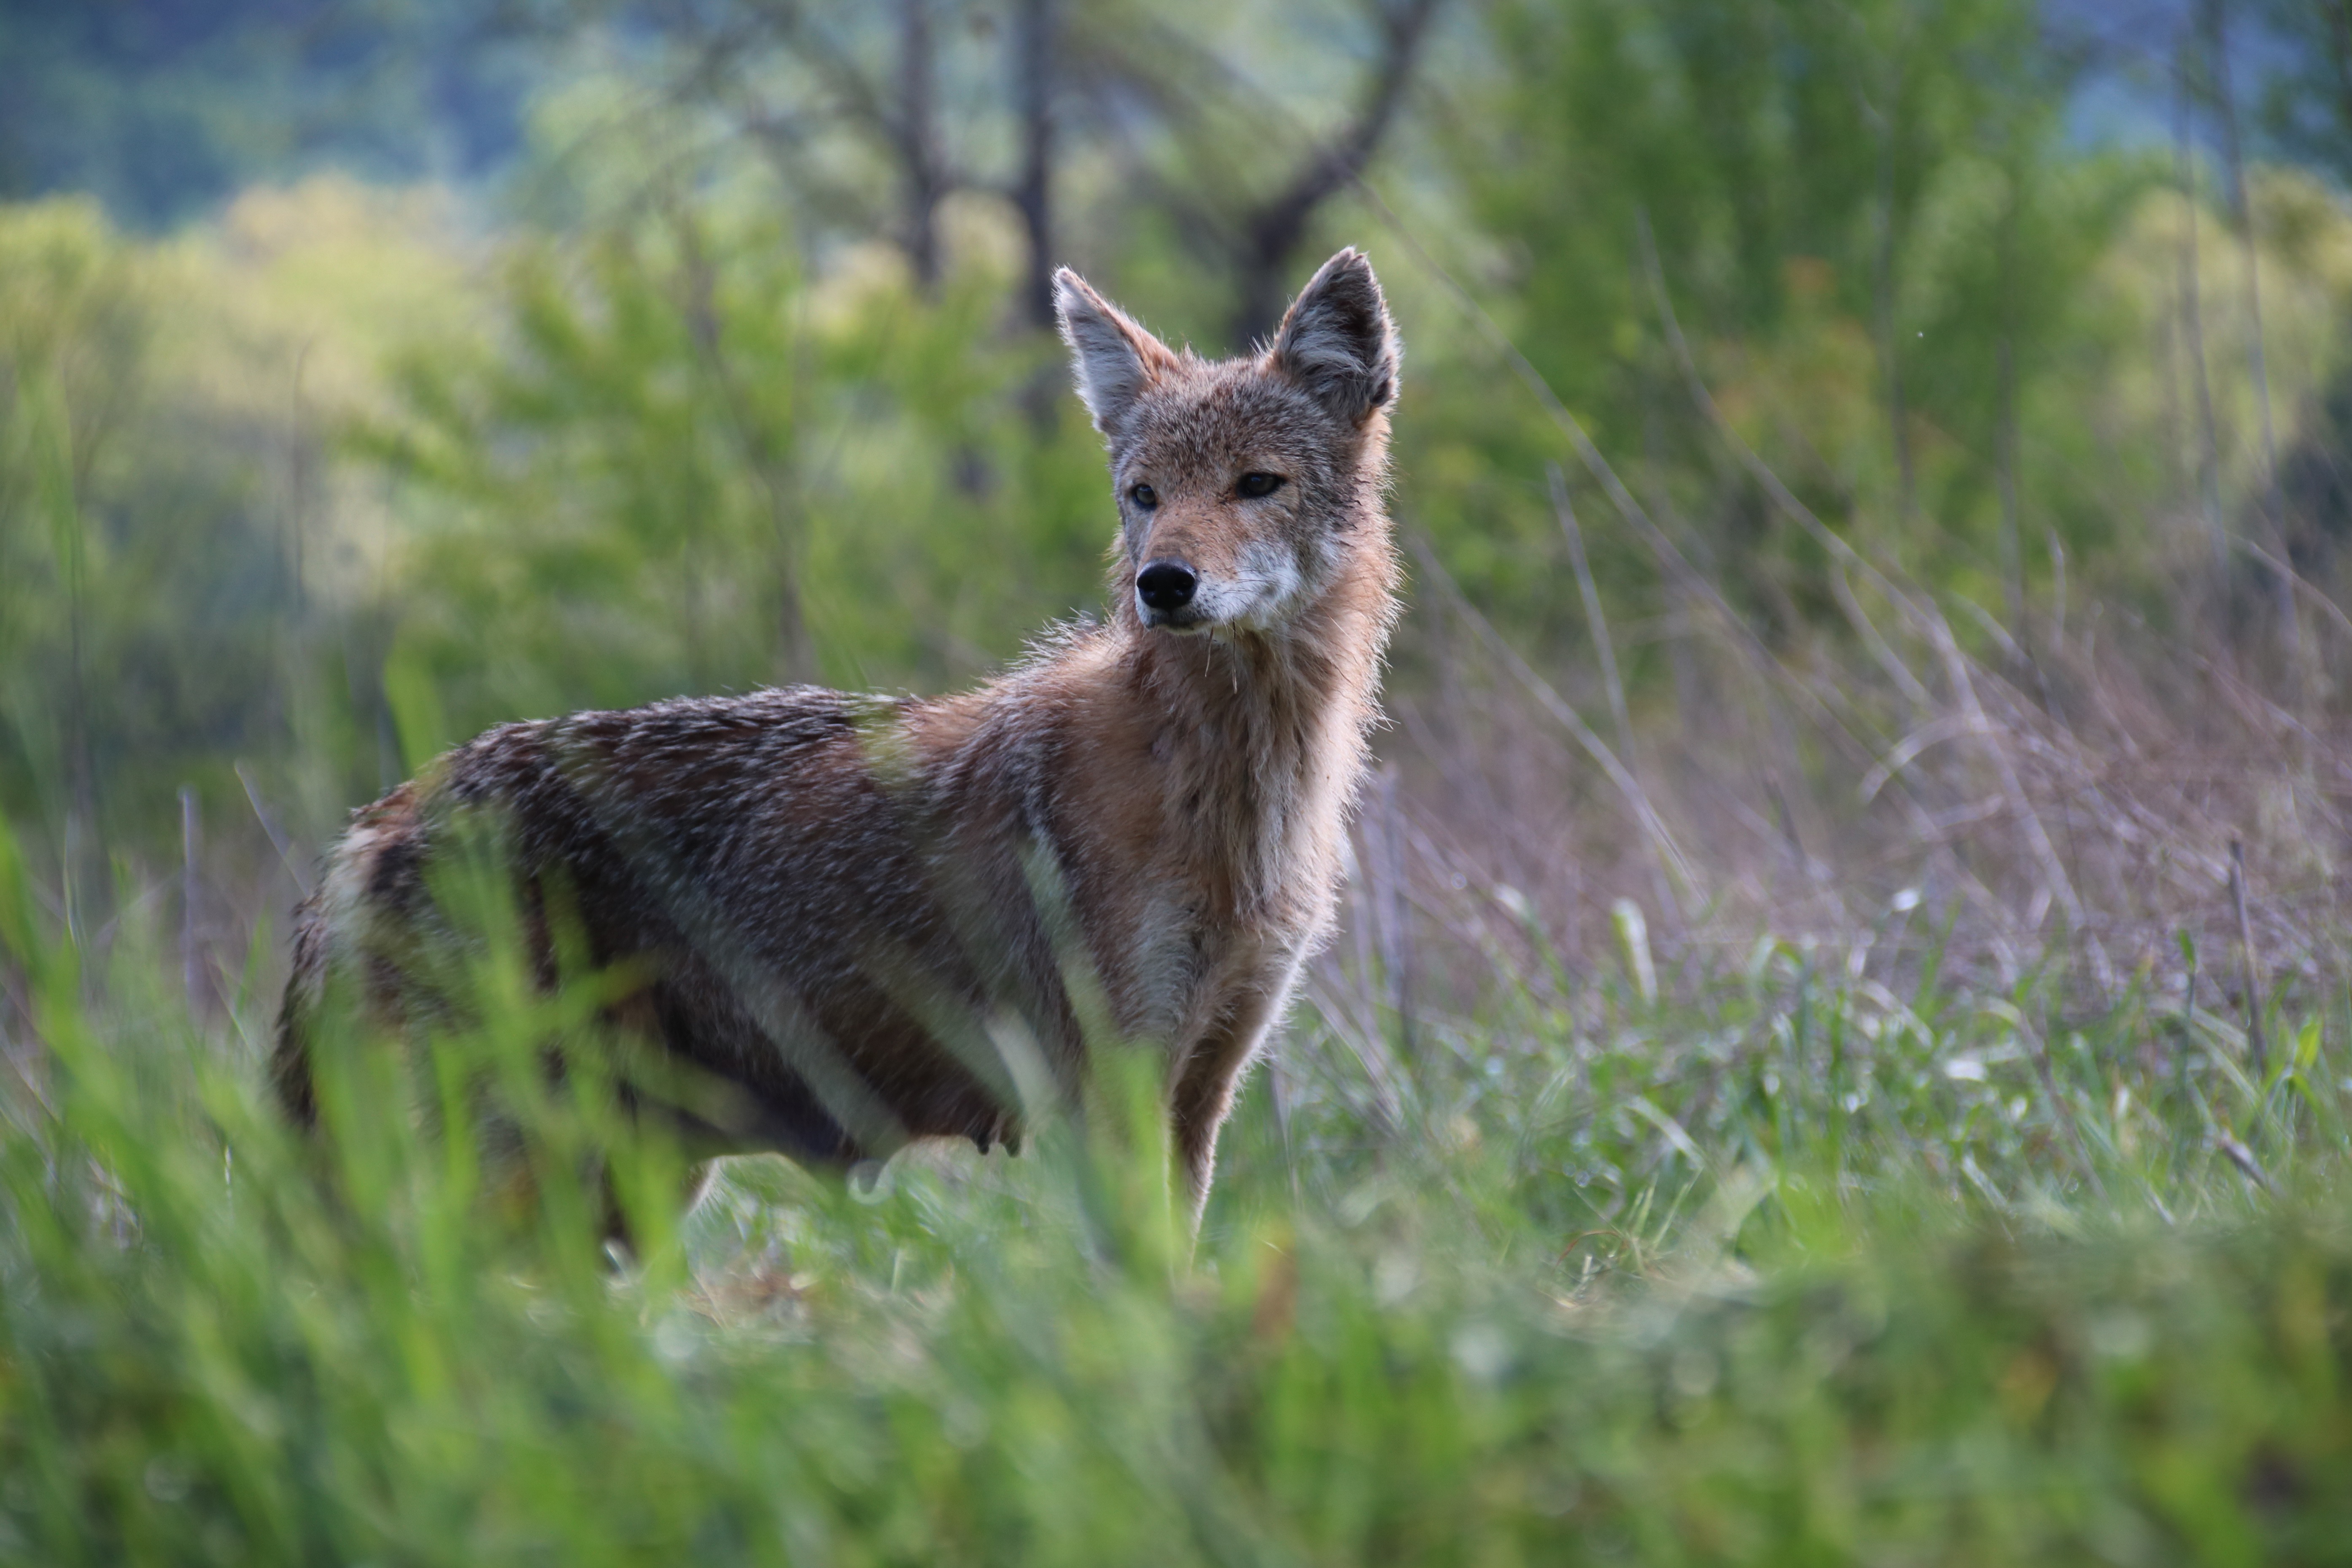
[1418,0,2352,652]
[0,181,480,891]
[366,196,1114,744]
[2255,0,2352,190]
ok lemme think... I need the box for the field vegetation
[9,0,2352,1558]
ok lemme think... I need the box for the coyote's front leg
[1168,961,1300,1229]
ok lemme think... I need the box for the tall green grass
[8,800,2352,1565]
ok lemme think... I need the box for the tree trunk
[898,0,943,294]
[1013,0,1058,334]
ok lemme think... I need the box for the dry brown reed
[1331,538,2352,1062]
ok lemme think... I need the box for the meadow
[10,0,2352,1559]
[13,633,2352,1561]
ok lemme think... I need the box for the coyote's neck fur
[1111,496,1396,923]
[274,247,1405,1232]
[914,489,1396,1057]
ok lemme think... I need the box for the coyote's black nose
[1136,560,1198,612]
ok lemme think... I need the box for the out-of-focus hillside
[0,0,527,226]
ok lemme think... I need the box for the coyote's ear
[1267,248,1399,427]
[1054,268,1178,436]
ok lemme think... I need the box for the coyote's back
[275,247,1404,1225]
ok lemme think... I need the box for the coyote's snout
[274,248,1402,1229]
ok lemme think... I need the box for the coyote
[274,248,1402,1229]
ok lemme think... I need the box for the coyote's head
[1054,249,1400,636]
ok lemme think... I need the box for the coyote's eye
[1130,483,1158,509]
[1236,472,1285,499]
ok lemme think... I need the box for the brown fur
[273,248,1403,1228]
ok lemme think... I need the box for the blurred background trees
[5,0,2352,957]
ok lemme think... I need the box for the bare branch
[1228,0,1443,348]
